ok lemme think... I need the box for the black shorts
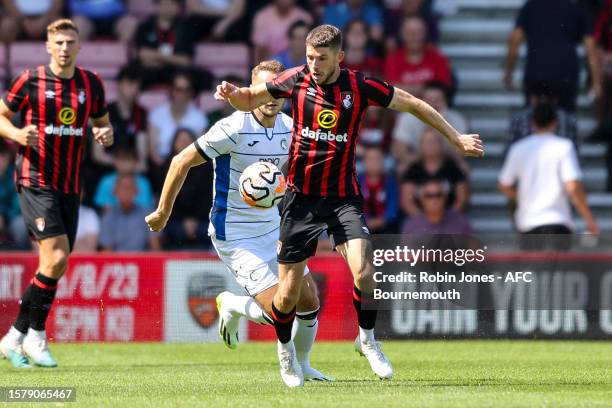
[18,187,80,251]
[277,190,371,264]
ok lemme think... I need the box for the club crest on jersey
[341,92,353,109]
[187,273,225,329]
[280,138,288,150]
[78,90,86,105]
[35,217,45,232]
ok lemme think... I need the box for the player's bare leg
[336,238,393,379]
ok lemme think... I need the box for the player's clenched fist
[145,210,169,232]
[457,134,484,157]
[214,81,239,101]
[14,124,38,147]
[93,126,114,147]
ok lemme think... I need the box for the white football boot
[22,330,57,368]
[0,331,31,369]
[277,341,304,387]
[354,336,393,379]
[216,292,240,349]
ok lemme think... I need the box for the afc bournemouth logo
[58,107,76,125]
[78,90,86,105]
[187,273,225,329]
[341,92,353,109]
[35,217,45,232]
[316,109,338,129]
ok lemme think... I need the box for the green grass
[1,341,611,407]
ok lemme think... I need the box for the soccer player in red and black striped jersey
[215,24,484,387]
[0,19,113,369]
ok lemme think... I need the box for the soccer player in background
[145,60,331,382]
[215,24,484,387]
[0,19,113,368]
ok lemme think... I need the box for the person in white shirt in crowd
[392,81,467,172]
[498,101,599,250]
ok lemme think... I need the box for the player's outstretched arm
[214,81,273,112]
[0,100,37,147]
[145,144,206,232]
[388,87,484,157]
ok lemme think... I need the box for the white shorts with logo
[211,228,309,296]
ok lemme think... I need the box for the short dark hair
[114,146,139,161]
[288,20,310,38]
[116,65,143,82]
[306,25,343,51]
[424,81,450,102]
[531,101,558,128]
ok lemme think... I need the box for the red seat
[79,42,128,80]
[198,91,225,113]
[128,0,156,18]
[8,42,47,76]
[195,43,251,80]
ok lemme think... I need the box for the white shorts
[211,228,309,296]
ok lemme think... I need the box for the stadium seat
[195,43,251,80]
[138,89,169,111]
[79,42,128,80]
[198,91,225,114]
[8,42,126,80]
[8,42,48,77]
[128,0,156,19]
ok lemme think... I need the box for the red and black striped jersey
[266,65,394,197]
[2,65,107,194]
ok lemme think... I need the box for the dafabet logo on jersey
[317,109,338,129]
[45,107,83,136]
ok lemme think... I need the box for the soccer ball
[239,162,286,209]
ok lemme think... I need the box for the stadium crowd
[0,0,608,251]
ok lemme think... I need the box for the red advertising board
[0,254,164,342]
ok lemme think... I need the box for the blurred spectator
[94,147,154,212]
[161,128,213,249]
[499,101,598,250]
[340,19,383,77]
[384,0,439,51]
[357,144,399,233]
[384,16,453,95]
[594,0,612,123]
[392,81,467,168]
[73,194,100,252]
[0,142,19,248]
[99,174,161,251]
[400,128,469,217]
[0,0,62,42]
[135,0,212,90]
[322,0,384,43]
[272,20,310,70]
[148,71,208,181]
[504,0,601,112]
[92,66,148,174]
[69,0,138,44]
[507,83,578,153]
[402,179,471,234]
[206,75,246,125]
[251,0,313,62]
[186,0,247,42]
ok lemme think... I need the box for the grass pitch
[1,341,611,407]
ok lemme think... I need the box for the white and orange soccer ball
[239,162,286,209]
